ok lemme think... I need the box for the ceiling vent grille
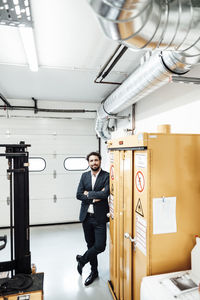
[0,0,32,27]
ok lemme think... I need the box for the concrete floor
[0,223,113,300]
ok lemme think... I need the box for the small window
[64,157,88,171]
[29,157,46,172]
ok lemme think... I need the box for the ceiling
[0,0,200,107]
[0,0,145,103]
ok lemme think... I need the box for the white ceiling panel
[0,64,124,101]
[0,0,145,103]
[31,0,118,69]
[0,25,26,64]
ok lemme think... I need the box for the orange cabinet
[108,133,200,300]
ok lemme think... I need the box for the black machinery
[0,142,31,275]
[0,142,44,299]
[0,236,7,251]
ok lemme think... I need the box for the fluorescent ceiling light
[19,26,39,72]
[0,0,37,71]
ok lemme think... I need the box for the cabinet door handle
[124,232,136,244]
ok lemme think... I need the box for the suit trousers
[81,214,107,272]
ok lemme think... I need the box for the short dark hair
[86,152,102,162]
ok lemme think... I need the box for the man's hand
[84,191,88,196]
[93,187,105,203]
[93,199,101,203]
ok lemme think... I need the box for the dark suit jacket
[76,169,110,224]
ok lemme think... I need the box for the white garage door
[0,117,98,226]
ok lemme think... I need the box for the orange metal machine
[107,129,200,300]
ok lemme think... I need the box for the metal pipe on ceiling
[172,76,200,85]
[89,0,200,55]
[0,94,12,107]
[94,44,128,85]
[89,0,200,139]
[0,106,96,114]
[0,95,96,114]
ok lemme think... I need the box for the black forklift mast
[0,141,32,275]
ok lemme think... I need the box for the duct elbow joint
[160,51,191,75]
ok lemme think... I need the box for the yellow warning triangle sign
[135,198,144,217]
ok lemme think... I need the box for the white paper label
[153,197,177,234]
[136,215,147,255]
[135,153,147,168]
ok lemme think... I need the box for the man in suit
[76,151,110,286]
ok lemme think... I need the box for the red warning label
[135,171,145,192]
[110,164,114,181]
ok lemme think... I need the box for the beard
[91,165,100,171]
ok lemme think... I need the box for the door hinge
[7,196,10,205]
[53,194,57,203]
[122,151,126,160]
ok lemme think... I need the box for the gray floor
[0,223,113,300]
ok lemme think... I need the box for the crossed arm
[84,189,104,203]
[76,174,110,204]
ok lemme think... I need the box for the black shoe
[76,255,84,275]
[84,271,98,286]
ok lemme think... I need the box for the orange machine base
[0,273,44,300]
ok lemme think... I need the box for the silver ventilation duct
[89,0,200,139]
[89,0,200,55]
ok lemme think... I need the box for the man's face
[88,155,101,172]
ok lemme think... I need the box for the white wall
[135,82,200,134]
[107,81,200,137]
[101,81,200,171]
[101,140,109,172]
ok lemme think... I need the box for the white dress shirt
[87,169,101,214]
